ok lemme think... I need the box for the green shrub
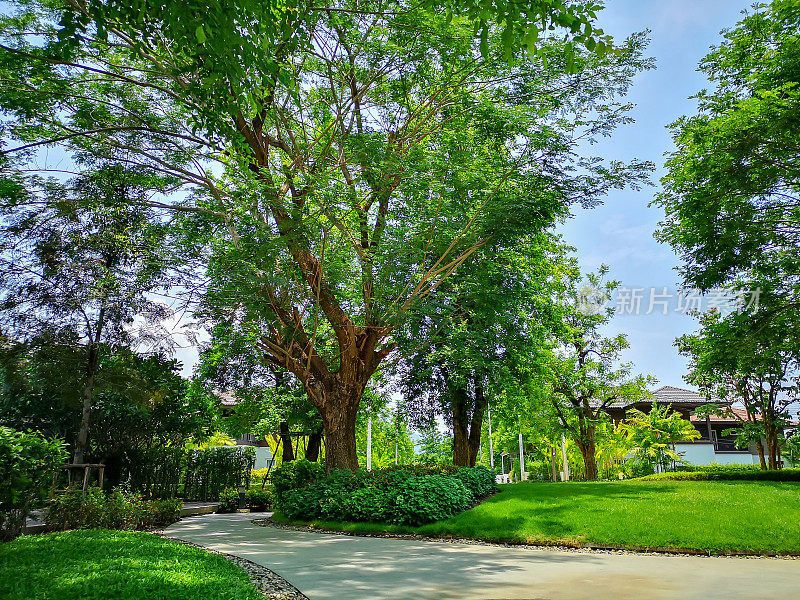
[271,459,325,503]
[279,465,495,526]
[44,487,181,531]
[246,488,273,511]
[0,427,67,541]
[218,487,240,513]
[183,446,256,501]
[639,467,800,482]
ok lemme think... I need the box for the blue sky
[558,0,753,389]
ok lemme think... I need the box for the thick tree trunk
[452,387,470,467]
[452,383,487,467]
[279,421,295,462]
[73,343,100,465]
[577,436,598,480]
[305,426,324,462]
[320,403,358,471]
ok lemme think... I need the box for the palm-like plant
[624,403,701,473]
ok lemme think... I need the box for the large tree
[655,0,800,315]
[0,1,647,469]
[0,164,175,463]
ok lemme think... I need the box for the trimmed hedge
[183,446,256,501]
[277,465,496,526]
[639,467,800,482]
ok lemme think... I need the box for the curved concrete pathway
[164,513,800,600]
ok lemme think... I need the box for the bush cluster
[218,486,275,512]
[0,427,67,541]
[45,487,181,531]
[639,466,800,482]
[277,464,496,526]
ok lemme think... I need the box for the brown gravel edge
[155,533,309,600]
[253,518,800,560]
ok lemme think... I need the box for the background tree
[397,235,567,466]
[545,270,652,480]
[0,164,175,463]
[677,307,799,470]
[0,1,647,470]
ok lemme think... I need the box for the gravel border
[155,533,308,600]
[253,518,800,560]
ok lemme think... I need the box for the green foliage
[0,426,67,541]
[275,480,800,554]
[0,530,264,600]
[271,459,326,504]
[656,0,800,302]
[122,445,186,500]
[543,269,654,478]
[218,487,240,513]
[44,487,181,531]
[415,425,453,465]
[183,446,256,501]
[639,468,800,482]
[0,0,650,470]
[245,487,273,511]
[279,466,496,526]
[623,403,701,472]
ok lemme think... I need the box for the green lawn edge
[0,529,264,600]
[271,480,800,556]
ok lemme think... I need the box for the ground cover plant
[0,529,263,600]
[273,480,800,554]
[45,487,181,532]
[276,463,496,526]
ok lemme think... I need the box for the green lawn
[273,480,800,554]
[0,529,263,600]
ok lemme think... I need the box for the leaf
[195,25,206,45]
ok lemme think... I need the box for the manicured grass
[273,480,800,554]
[0,529,263,600]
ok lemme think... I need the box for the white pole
[488,403,494,469]
[518,432,525,481]
[367,415,373,472]
[394,442,398,466]
[561,433,569,482]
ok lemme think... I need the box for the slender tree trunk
[305,426,324,462]
[279,421,294,462]
[755,439,767,470]
[73,343,100,465]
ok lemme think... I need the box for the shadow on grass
[0,530,261,600]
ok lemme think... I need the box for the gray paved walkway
[163,513,800,600]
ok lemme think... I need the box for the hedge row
[276,462,496,526]
[640,467,800,482]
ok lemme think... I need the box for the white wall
[675,443,758,466]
